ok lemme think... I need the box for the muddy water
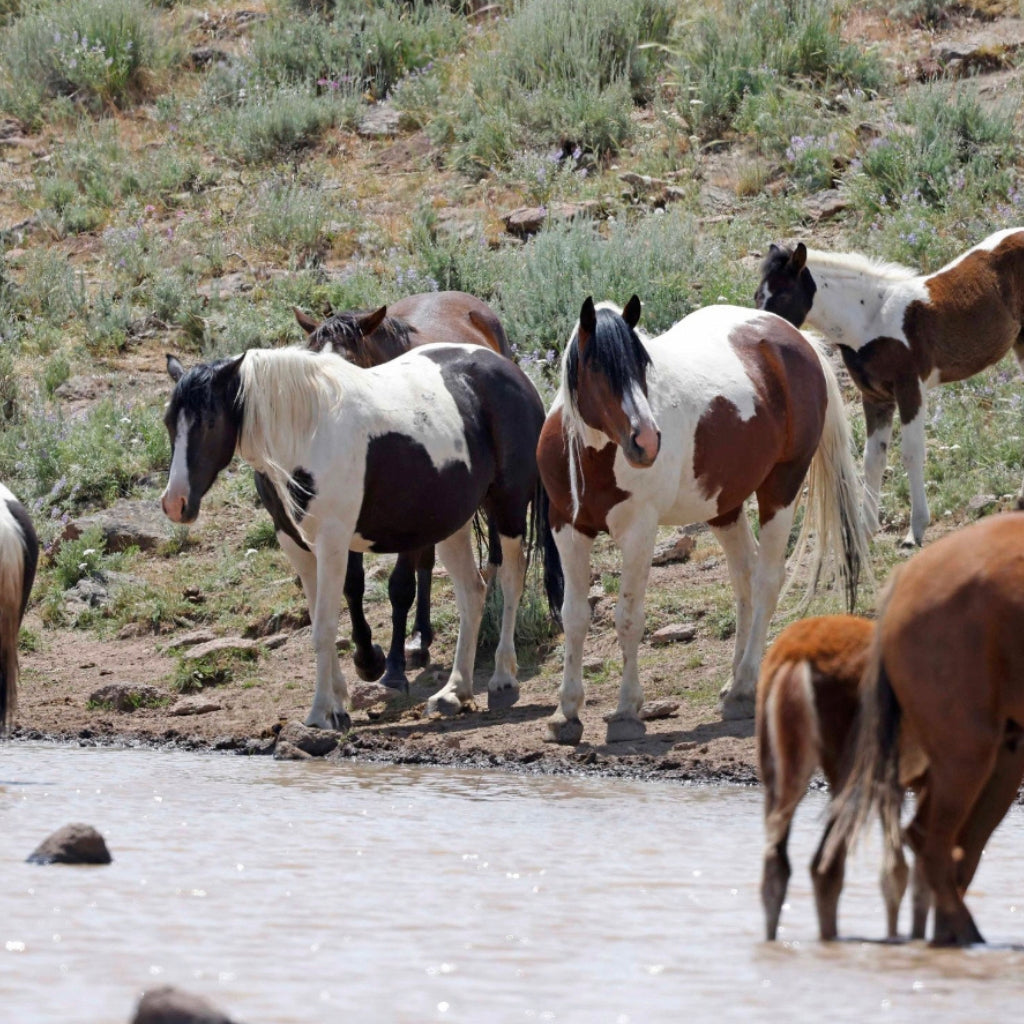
[2,745,1023,1023]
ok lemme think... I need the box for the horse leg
[896,383,929,547]
[343,552,386,682]
[904,735,996,946]
[486,533,525,711]
[546,524,594,746]
[879,816,910,940]
[307,525,354,732]
[909,851,931,940]
[861,398,895,537]
[1012,339,1024,508]
[810,817,846,941]
[405,545,435,669]
[709,512,756,718]
[425,522,487,717]
[604,514,658,743]
[379,552,417,692]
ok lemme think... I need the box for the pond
[2,743,1023,1023]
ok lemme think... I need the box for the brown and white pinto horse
[756,228,1024,546]
[758,614,927,942]
[537,298,869,738]
[291,291,516,690]
[0,482,39,735]
[829,512,1024,946]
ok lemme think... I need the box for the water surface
[2,744,1023,1022]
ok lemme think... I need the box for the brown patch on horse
[537,409,631,537]
[911,233,1024,383]
[694,321,826,523]
[839,337,926,422]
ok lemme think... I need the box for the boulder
[276,720,340,757]
[67,499,176,553]
[131,985,238,1024]
[88,683,166,713]
[27,823,112,865]
[651,623,697,646]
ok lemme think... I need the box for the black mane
[308,311,415,354]
[566,306,652,402]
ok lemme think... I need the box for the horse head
[161,353,245,523]
[567,295,660,467]
[294,305,393,367]
[755,242,817,328]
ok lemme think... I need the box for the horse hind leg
[404,545,435,670]
[487,533,525,711]
[895,385,929,547]
[343,552,386,683]
[426,522,487,717]
[378,552,418,693]
[861,398,895,537]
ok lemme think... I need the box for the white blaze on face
[161,409,192,521]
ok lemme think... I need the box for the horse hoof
[545,716,583,746]
[487,684,520,711]
[719,694,755,721]
[604,715,646,743]
[426,693,470,717]
[379,670,411,694]
[354,645,386,682]
[328,710,351,733]
[404,634,431,670]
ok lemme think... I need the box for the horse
[757,614,928,942]
[828,512,1024,946]
[537,297,869,739]
[755,228,1024,547]
[161,342,561,730]
[0,482,39,734]
[292,291,515,690]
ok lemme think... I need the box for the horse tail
[823,580,904,871]
[0,494,38,734]
[533,480,564,625]
[789,337,872,612]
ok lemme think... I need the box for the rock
[163,629,218,652]
[182,638,261,662]
[67,499,178,554]
[651,623,697,646]
[503,201,598,238]
[276,720,340,757]
[651,533,696,566]
[968,493,998,512]
[582,656,607,674]
[357,102,401,137]
[168,698,223,717]
[804,188,849,222]
[63,577,110,618]
[27,823,112,865]
[640,699,681,721]
[188,47,229,69]
[131,984,238,1024]
[272,740,313,761]
[262,632,289,651]
[88,683,166,712]
[351,680,399,710]
[587,585,605,610]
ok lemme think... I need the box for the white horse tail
[789,337,872,611]
[0,489,39,733]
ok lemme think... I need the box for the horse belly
[353,432,488,552]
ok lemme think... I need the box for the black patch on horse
[288,468,317,521]
[566,306,653,403]
[254,472,310,552]
[5,497,38,618]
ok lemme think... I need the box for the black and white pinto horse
[756,228,1024,546]
[161,343,558,730]
[1,482,39,734]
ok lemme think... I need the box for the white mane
[807,248,918,282]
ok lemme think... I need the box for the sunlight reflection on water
[1,743,1023,1023]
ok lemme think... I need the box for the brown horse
[829,512,1024,946]
[757,614,927,941]
[755,229,1024,547]
[291,291,516,690]
[537,298,869,738]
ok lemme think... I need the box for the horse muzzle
[623,426,661,468]
[160,490,199,524]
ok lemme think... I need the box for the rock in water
[131,985,239,1024]
[27,823,112,865]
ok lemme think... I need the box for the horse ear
[622,295,642,329]
[577,297,596,353]
[293,307,320,336]
[357,305,388,337]
[214,353,246,389]
[790,243,808,273]
[166,354,185,382]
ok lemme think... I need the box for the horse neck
[805,251,920,349]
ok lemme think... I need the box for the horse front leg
[604,514,657,743]
[546,524,594,746]
[862,398,895,537]
[405,545,435,670]
[425,523,487,716]
[343,552,386,682]
[307,525,354,732]
[487,533,525,710]
[896,384,929,547]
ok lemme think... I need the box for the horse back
[391,291,512,357]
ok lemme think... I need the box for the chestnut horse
[162,343,558,730]
[291,292,515,690]
[758,614,927,941]
[537,298,869,739]
[0,482,39,734]
[756,229,1024,546]
[828,512,1024,946]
